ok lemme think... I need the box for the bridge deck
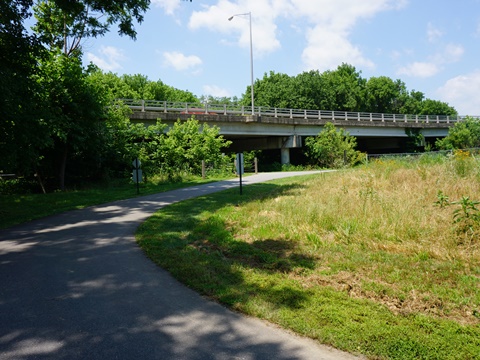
[123,99,464,126]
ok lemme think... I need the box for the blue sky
[82,0,480,115]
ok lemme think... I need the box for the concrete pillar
[281,148,290,164]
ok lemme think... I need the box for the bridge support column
[281,148,290,165]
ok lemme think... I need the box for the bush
[305,122,364,168]
[0,178,38,195]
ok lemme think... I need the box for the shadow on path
[0,172,359,359]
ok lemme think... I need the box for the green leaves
[305,122,363,169]
[120,118,232,179]
[436,117,480,150]
[434,191,480,240]
[242,64,456,115]
[87,69,198,102]
[34,0,149,51]
[160,119,232,177]
[434,190,450,209]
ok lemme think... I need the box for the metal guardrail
[367,148,480,160]
[120,99,468,124]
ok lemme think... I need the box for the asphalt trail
[0,172,362,359]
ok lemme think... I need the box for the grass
[0,174,229,229]
[136,152,480,360]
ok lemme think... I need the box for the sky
[81,0,480,115]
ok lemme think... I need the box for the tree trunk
[35,169,46,194]
[59,144,68,191]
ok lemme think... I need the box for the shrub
[305,122,364,168]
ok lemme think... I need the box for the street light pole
[228,12,254,115]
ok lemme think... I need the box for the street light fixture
[228,12,254,115]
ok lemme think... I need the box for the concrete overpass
[125,99,462,164]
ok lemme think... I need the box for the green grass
[136,156,480,360]
[0,175,228,229]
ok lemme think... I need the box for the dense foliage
[0,0,153,191]
[305,123,364,168]
[1,0,46,175]
[436,117,480,150]
[88,69,198,102]
[119,118,232,181]
[1,0,225,193]
[242,64,457,115]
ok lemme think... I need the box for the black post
[136,167,139,195]
[239,167,243,195]
[236,153,243,195]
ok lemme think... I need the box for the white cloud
[443,43,464,62]
[162,51,202,71]
[427,22,443,43]
[203,85,231,97]
[152,0,181,15]
[397,62,440,78]
[397,43,464,79]
[86,46,126,71]
[396,20,465,79]
[437,71,480,115]
[301,26,374,71]
[188,0,405,69]
[188,1,284,56]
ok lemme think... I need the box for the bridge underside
[130,111,450,164]
[225,135,422,152]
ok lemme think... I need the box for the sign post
[132,158,142,195]
[236,153,244,195]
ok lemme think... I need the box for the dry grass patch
[252,158,480,324]
[137,154,480,359]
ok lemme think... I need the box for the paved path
[0,172,361,360]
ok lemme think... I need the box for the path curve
[0,172,362,360]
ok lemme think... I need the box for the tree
[365,77,407,113]
[400,90,424,115]
[87,69,198,102]
[419,99,457,116]
[293,70,325,109]
[320,64,366,112]
[159,118,232,177]
[27,0,152,190]
[35,53,107,190]
[88,68,141,100]
[240,64,457,117]
[35,0,149,48]
[0,1,49,175]
[436,117,480,150]
[1,0,151,187]
[246,71,297,108]
[199,95,240,106]
[305,122,363,168]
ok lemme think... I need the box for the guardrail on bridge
[120,99,467,125]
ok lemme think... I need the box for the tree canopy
[242,64,457,116]
[88,69,198,102]
[0,0,151,190]
[436,117,480,150]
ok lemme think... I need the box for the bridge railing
[119,99,466,124]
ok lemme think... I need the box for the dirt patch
[290,270,479,325]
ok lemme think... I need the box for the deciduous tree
[436,117,480,150]
[88,69,198,102]
[365,76,407,114]
[0,1,48,175]
[35,53,106,190]
[305,123,363,168]
[1,0,152,188]
[160,118,232,177]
